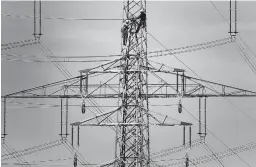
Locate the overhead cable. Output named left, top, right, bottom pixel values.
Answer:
left=2, top=13, right=122, bottom=21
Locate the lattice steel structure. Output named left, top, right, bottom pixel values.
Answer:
left=2, top=1, right=256, bottom=167
left=118, top=1, right=149, bottom=167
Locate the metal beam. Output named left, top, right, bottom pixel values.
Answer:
left=3, top=72, right=256, bottom=98
left=3, top=93, right=256, bottom=99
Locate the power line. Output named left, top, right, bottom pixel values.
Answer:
left=1, top=58, right=111, bottom=63
left=151, top=140, right=202, bottom=159
left=1, top=53, right=121, bottom=59
left=233, top=41, right=256, bottom=76
left=163, top=140, right=256, bottom=167
left=182, top=106, right=253, bottom=167
left=63, top=140, right=92, bottom=167
left=2, top=140, right=63, bottom=161
left=147, top=55, right=255, bottom=165
left=148, top=31, right=256, bottom=124
left=148, top=37, right=232, bottom=58
left=32, top=37, right=130, bottom=167
left=209, top=1, right=256, bottom=75
left=37, top=41, right=73, bottom=79
left=2, top=13, right=123, bottom=21
left=1, top=37, right=232, bottom=64
left=2, top=141, right=31, bottom=167
left=145, top=57, right=254, bottom=165
left=2, top=2, right=256, bottom=167
left=203, top=142, right=225, bottom=167
left=146, top=30, right=255, bottom=166
left=1, top=39, right=38, bottom=51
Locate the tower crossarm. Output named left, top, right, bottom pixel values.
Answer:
left=2, top=69, right=256, bottom=99
left=148, top=69, right=256, bottom=97
left=71, top=123, right=191, bottom=127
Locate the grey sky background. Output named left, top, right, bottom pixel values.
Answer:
left=1, top=1, right=256, bottom=167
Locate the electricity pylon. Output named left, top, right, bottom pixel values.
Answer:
left=118, top=1, right=149, bottom=167
left=2, top=1, right=256, bottom=167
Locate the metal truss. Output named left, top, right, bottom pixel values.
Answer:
left=3, top=68, right=256, bottom=99
left=1, top=1, right=256, bottom=167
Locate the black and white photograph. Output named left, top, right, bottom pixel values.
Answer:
left=1, top=1, right=256, bottom=167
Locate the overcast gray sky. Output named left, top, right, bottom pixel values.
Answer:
left=1, top=1, right=256, bottom=167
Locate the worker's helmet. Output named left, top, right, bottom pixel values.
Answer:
left=140, top=9, right=144, bottom=13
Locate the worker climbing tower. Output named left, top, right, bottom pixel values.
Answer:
left=3, top=1, right=256, bottom=167
left=118, top=1, right=149, bottom=167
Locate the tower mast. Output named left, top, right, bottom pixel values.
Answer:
left=118, top=1, right=149, bottom=167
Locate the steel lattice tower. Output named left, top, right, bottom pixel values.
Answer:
left=3, top=1, right=256, bottom=167
left=117, top=1, right=149, bottom=167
